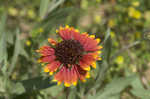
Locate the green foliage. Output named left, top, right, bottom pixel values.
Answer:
left=8, top=29, right=21, bottom=76
left=39, top=0, right=50, bottom=18
left=0, top=13, right=7, bottom=64
left=12, top=76, right=56, bottom=95
left=94, top=75, right=136, bottom=99
left=130, top=76, right=150, bottom=99
left=0, top=0, right=150, bottom=99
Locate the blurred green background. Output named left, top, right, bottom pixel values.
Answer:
left=0, top=0, right=150, bottom=99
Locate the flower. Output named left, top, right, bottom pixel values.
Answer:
left=8, top=7, right=18, bottom=16
left=108, top=19, right=116, bottom=28
left=128, top=7, right=141, bottom=19
left=115, top=56, right=124, bottom=65
left=27, top=9, right=36, bottom=19
left=132, top=1, right=140, bottom=7
left=37, top=25, right=102, bottom=87
left=26, top=40, right=31, bottom=46
left=38, top=28, right=44, bottom=33
left=94, top=15, right=102, bottom=24
left=110, top=31, right=115, bottom=38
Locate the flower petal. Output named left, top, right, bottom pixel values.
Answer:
left=64, top=68, right=71, bottom=87
left=37, top=46, right=55, bottom=56
left=54, top=67, right=64, bottom=83
left=40, top=55, right=56, bottom=63
left=79, top=53, right=96, bottom=68
left=47, top=61, right=61, bottom=72
left=71, top=66, right=78, bottom=86
left=59, top=26, right=73, bottom=40
left=75, top=65, right=87, bottom=81
left=48, top=38, right=57, bottom=45
left=83, top=37, right=100, bottom=51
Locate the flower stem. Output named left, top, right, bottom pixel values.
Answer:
left=65, top=87, right=70, bottom=99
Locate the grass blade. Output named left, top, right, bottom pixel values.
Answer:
left=39, top=0, right=50, bottom=18
left=8, top=29, right=21, bottom=76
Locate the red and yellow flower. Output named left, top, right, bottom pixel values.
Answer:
left=37, top=25, right=102, bottom=87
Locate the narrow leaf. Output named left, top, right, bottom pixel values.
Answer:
left=0, top=13, right=7, bottom=63
left=47, top=0, right=65, bottom=14
left=103, top=28, right=111, bottom=62
left=39, top=0, right=50, bottom=18
left=13, top=76, right=56, bottom=95
left=94, top=29, right=112, bottom=88
left=8, top=29, right=21, bottom=76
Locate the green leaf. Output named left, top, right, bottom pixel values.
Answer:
left=1, top=57, right=8, bottom=76
left=68, top=88, right=77, bottom=99
left=39, top=0, right=65, bottom=19
left=131, top=89, right=150, bottom=99
left=0, top=30, right=7, bottom=63
left=131, top=76, right=144, bottom=90
left=0, top=77, right=5, bottom=93
left=88, top=75, right=136, bottom=99
left=103, top=28, right=111, bottom=43
left=93, top=29, right=112, bottom=89
left=68, top=91, right=76, bottom=99
left=39, top=0, right=50, bottom=18
left=12, top=82, right=26, bottom=95
left=20, top=45, right=29, bottom=58
left=97, top=76, right=134, bottom=99
left=33, top=7, right=76, bottom=39
left=0, top=13, right=8, bottom=76
left=41, top=7, right=76, bottom=28
left=103, top=28, right=111, bottom=62
left=107, top=95, right=120, bottom=99
left=42, top=85, right=63, bottom=98
left=0, top=13, right=7, bottom=63
left=130, top=76, right=150, bottom=99
left=47, top=0, right=65, bottom=14
left=6, top=31, right=14, bottom=44
left=8, top=29, right=21, bottom=76
left=0, top=12, right=6, bottom=33
left=12, top=76, right=56, bottom=95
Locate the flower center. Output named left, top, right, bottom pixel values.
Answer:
left=55, top=40, right=84, bottom=66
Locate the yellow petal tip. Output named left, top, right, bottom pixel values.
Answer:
left=44, top=67, right=49, bottom=72
left=73, top=81, right=77, bottom=86
left=64, top=83, right=71, bottom=87
left=85, top=72, right=90, bottom=78
left=48, top=38, right=51, bottom=41
left=49, top=72, right=53, bottom=75
left=57, top=81, right=61, bottom=85
left=98, top=46, right=103, bottom=49
left=65, top=25, right=69, bottom=28
left=75, top=29, right=79, bottom=32
left=84, top=66, right=91, bottom=71
left=36, top=50, right=40, bottom=52
left=96, top=38, right=101, bottom=43
left=41, top=63, right=45, bottom=66
left=97, top=57, right=102, bottom=60
left=56, top=29, right=59, bottom=33
left=91, top=62, right=96, bottom=69
left=60, top=26, right=63, bottom=30
left=90, top=35, right=95, bottom=38
left=52, top=79, right=57, bottom=82
left=37, top=59, right=41, bottom=63
left=81, top=79, right=86, bottom=83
